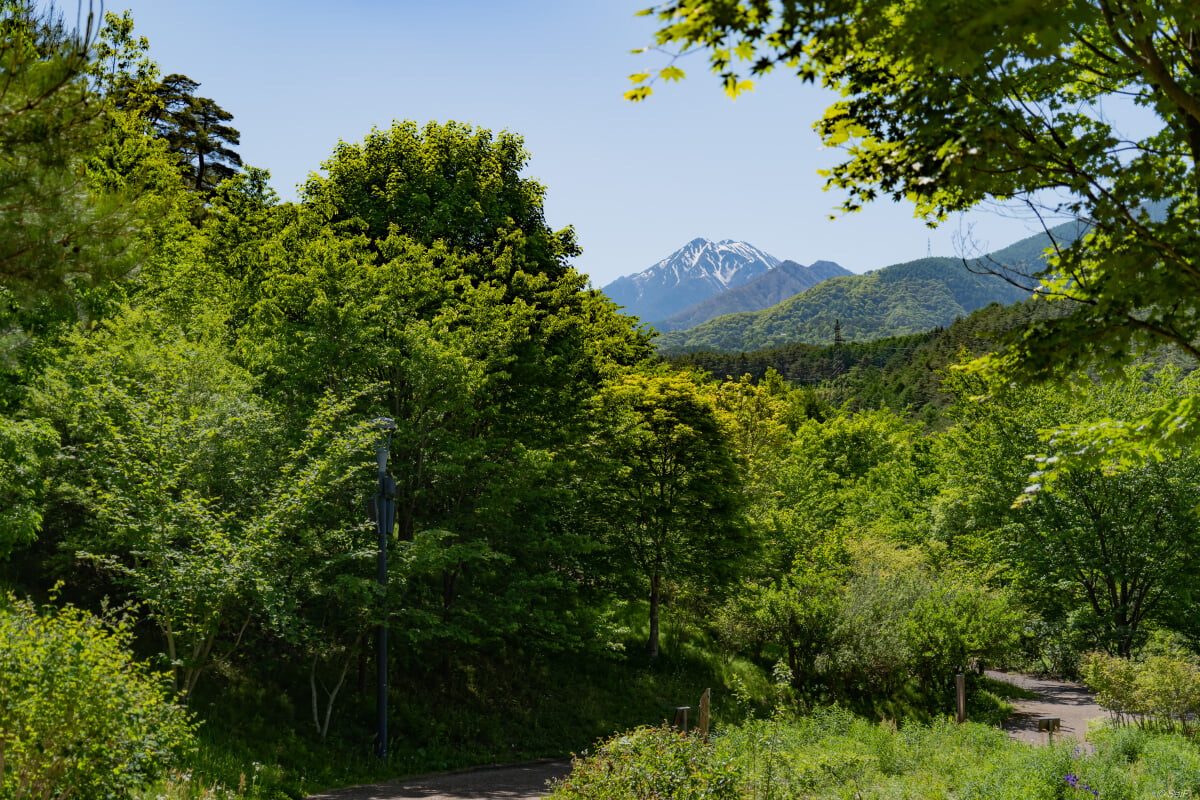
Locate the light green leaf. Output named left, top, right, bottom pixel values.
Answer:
left=659, top=65, right=686, bottom=82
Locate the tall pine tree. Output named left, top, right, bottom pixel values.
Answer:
left=147, top=73, right=242, bottom=193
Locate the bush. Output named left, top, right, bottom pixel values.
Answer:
left=1082, top=648, right=1200, bottom=732
left=1082, top=651, right=1141, bottom=723
left=549, top=725, right=741, bottom=800
left=0, top=595, right=194, bottom=799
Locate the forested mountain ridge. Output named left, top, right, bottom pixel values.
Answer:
left=654, top=223, right=1085, bottom=353
left=669, top=291, right=1196, bottom=424
left=654, top=256, right=1030, bottom=352
left=654, top=258, right=850, bottom=332
left=601, top=237, right=780, bottom=322
left=666, top=297, right=1074, bottom=418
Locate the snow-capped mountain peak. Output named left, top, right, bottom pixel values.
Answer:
left=602, top=238, right=781, bottom=323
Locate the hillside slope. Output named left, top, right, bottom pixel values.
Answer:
left=654, top=259, right=850, bottom=332
left=654, top=223, right=1086, bottom=353
left=655, top=256, right=1030, bottom=352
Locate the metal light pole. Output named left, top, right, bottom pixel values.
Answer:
left=372, top=417, right=396, bottom=762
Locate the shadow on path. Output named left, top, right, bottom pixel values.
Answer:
left=986, top=669, right=1107, bottom=745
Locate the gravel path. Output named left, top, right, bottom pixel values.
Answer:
left=305, top=759, right=572, bottom=800
left=986, top=669, right=1108, bottom=745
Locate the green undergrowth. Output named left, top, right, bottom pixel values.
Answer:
left=981, top=674, right=1041, bottom=701
left=551, top=708, right=1200, bottom=800
left=123, top=606, right=1032, bottom=799
left=808, top=672, right=1018, bottom=730
left=138, top=602, right=771, bottom=798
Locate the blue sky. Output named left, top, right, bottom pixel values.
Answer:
left=112, top=0, right=1094, bottom=287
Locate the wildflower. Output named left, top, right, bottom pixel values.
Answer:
left=1064, top=772, right=1099, bottom=796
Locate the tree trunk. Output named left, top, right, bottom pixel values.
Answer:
left=310, top=642, right=357, bottom=742
left=195, top=150, right=206, bottom=192
left=647, top=571, right=661, bottom=658
left=787, top=641, right=800, bottom=688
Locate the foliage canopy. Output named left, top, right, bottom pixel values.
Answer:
left=635, top=0, right=1200, bottom=469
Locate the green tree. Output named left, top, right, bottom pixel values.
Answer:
left=1, top=8, right=187, bottom=413
left=586, top=370, right=748, bottom=657
left=31, top=308, right=283, bottom=699
left=936, top=368, right=1200, bottom=656
left=0, top=594, right=194, bottom=798
left=140, top=73, right=242, bottom=193
left=634, top=0, right=1200, bottom=468
left=301, top=119, right=578, bottom=266
left=0, top=2, right=147, bottom=308
left=172, top=94, right=242, bottom=193
left=233, top=122, right=651, bottom=669
left=244, top=395, right=393, bottom=742
left=0, top=417, right=56, bottom=561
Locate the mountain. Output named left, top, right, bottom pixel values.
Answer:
left=667, top=291, right=1195, bottom=425
left=653, top=259, right=851, bottom=332
left=665, top=296, right=1079, bottom=419
left=651, top=224, right=1085, bottom=353
left=601, top=238, right=781, bottom=323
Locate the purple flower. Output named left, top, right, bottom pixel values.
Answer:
left=1064, top=773, right=1099, bottom=797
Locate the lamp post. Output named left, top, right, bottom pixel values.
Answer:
left=372, top=417, right=396, bottom=762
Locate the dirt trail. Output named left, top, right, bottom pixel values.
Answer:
left=986, top=669, right=1108, bottom=745
left=305, top=759, right=572, bottom=800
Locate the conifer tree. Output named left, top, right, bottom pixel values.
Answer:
left=146, top=73, right=242, bottom=193
left=0, top=2, right=144, bottom=306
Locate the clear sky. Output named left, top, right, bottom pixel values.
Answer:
left=111, top=0, right=1089, bottom=287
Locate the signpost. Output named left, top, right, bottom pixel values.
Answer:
left=956, top=673, right=966, bottom=723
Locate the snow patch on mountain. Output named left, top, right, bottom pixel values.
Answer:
left=602, top=238, right=781, bottom=323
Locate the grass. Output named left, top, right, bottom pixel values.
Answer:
left=551, top=709, right=1200, bottom=799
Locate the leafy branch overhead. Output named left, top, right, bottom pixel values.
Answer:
left=634, top=0, right=1200, bottom=478
left=626, top=5, right=757, bottom=102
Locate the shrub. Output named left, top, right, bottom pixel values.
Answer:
left=1083, top=648, right=1200, bottom=732
left=905, top=579, right=1022, bottom=689
left=0, top=595, right=195, bottom=799
left=1082, top=651, right=1141, bottom=724
left=549, top=725, right=741, bottom=800
left=1136, top=653, right=1200, bottom=728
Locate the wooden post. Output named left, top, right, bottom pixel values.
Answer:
left=672, top=706, right=690, bottom=732
left=1037, top=717, right=1060, bottom=745
left=956, top=673, right=966, bottom=723
left=698, top=688, right=711, bottom=739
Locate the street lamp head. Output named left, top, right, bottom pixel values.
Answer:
left=373, top=417, right=395, bottom=475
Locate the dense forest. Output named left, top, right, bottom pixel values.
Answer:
left=665, top=296, right=1200, bottom=426
left=5, top=4, right=1200, bottom=800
